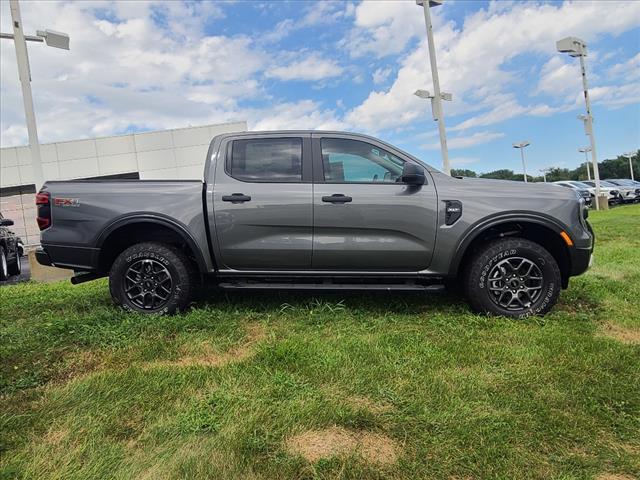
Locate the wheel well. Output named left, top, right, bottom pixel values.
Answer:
left=456, top=221, right=571, bottom=288
left=97, top=222, right=202, bottom=275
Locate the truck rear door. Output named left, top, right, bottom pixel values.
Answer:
left=211, top=133, right=313, bottom=270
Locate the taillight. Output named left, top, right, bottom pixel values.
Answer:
left=36, top=191, right=51, bottom=230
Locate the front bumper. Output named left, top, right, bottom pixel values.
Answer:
left=570, top=220, right=595, bottom=276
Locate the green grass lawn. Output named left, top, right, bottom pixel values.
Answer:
left=1, top=205, right=639, bottom=480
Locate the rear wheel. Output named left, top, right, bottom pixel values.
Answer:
left=109, top=242, right=197, bottom=315
left=7, top=252, right=21, bottom=276
left=0, top=248, right=8, bottom=281
left=464, top=238, right=561, bottom=318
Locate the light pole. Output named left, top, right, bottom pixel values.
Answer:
left=557, top=37, right=604, bottom=210
left=623, top=152, right=635, bottom=181
left=1, top=0, right=70, bottom=191
left=513, top=141, right=530, bottom=182
left=540, top=168, right=550, bottom=183
left=416, top=0, right=450, bottom=176
left=578, top=147, right=592, bottom=180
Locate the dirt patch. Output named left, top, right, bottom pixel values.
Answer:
left=151, top=323, right=266, bottom=368
left=595, top=474, right=636, bottom=480
left=285, top=426, right=398, bottom=465
left=43, top=427, right=69, bottom=446
left=600, top=323, right=640, bottom=344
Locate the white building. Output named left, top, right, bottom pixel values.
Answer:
left=0, top=121, right=247, bottom=245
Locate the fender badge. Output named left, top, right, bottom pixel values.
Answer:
left=54, top=197, right=80, bottom=207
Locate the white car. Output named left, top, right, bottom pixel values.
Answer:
left=580, top=180, right=626, bottom=205
left=552, top=181, right=592, bottom=205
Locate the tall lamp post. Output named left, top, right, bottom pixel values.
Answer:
left=513, top=141, right=530, bottom=182
left=540, top=168, right=551, bottom=183
left=0, top=0, right=70, bottom=191
left=623, top=152, right=635, bottom=181
left=416, top=0, right=450, bottom=175
left=578, top=147, right=592, bottom=180
left=557, top=36, right=604, bottom=210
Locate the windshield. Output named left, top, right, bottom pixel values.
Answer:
left=569, top=181, right=590, bottom=188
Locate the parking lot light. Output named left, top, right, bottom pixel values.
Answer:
left=513, top=141, right=530, bottom=183
left=623, top=152, right=635, bottom=181
left=0, top=0, right=70, bottom=191
left=416, top=0, right=450, bottom=176
left=557, top=36, right=604, bottom=210
left=579, top=147, right=592, bottom=180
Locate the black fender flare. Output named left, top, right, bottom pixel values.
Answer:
left=448, top=211, right=571, bottom=277
left=94, top=213, right=208, bottom=272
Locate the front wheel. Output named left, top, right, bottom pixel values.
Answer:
left=109, top=242, right=197, bottom=315
left=464, top=238, right=561, bottom=318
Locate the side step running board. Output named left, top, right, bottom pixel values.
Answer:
left=218, top=282, right=445, bottom=292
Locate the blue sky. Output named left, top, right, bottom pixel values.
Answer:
left=1, top=0, right=638, bottom=174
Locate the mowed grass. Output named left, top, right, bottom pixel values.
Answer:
left=1, top=206, right=639, bottom=480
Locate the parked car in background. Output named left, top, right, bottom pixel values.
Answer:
left=581, top=180, right=627, bottom=205
left=579, top=180, right=624, bottom=205
left=35, top=131, right=594, bottom=318
left=0, top=213, right=22, bottom=281
left=552, top=181, right=593, bottom=206
left=605, top=179, right=640, bottom=203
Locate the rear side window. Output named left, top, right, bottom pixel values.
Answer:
left=229, top=138, right=302, bottom=182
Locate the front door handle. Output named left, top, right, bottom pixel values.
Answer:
left=322, top=194, right=352, bottom=204
left=222, top=193, right=252, bottom=203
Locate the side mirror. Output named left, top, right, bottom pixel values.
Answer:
left=401, top=163, right=426, bottom=185
left=0, top=219, right=14, bottom=227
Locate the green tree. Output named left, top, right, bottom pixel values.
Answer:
left=451, top=168, right=477, bottom=178
left=480, top=169, right=517, bottom=180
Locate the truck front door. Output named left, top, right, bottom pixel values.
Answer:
left=212, top=134, right=313, bottom=271
left=311, top=134, right=438, bottom=271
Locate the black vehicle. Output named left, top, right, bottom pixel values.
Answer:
left=0, top=213, right=22, bottom=281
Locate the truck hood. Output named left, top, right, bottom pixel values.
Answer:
left=449, top=177, right=578, bottom=200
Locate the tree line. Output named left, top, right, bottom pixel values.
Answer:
left=451, top=150, right=639, bottom=182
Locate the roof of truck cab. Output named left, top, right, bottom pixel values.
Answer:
left=208, top=130, right=439, bottom=172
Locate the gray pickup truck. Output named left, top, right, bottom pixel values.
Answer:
left=36, top=131, right=593, bottom=317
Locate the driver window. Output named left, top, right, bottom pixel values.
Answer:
left=321, top=138, right=405, bottom=183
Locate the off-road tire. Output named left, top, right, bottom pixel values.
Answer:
left=109, top=242, right=196, bottom=315
left=464, top=238, right=561, bottom=318
left=7, top=251, right=21, bottom=276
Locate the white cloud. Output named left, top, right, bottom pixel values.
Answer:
left=0, top=0, right=344, bottom=147
left=249, top=100, right=346, bottom=131
left=343, top=1, right=425, bottom=58
left=423, top=131, right=505, bottom=150
left=536, top=56, right=582, bottom=97
left=344, top=0, right=640, bottom=133
left=372, top=67, right=392, bottom=85
left=266, top=55, right=344, bottom=81
left=609, top=53, right=640, bottom=82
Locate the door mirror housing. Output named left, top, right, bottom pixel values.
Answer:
left=0, top=219, right=14, bottom=227
left=401, top=163, right=426, bottom=185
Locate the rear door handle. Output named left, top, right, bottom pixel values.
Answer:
left=222, top=193, right=251, bottom=203
left=322, top=194, right=352, bottom=204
